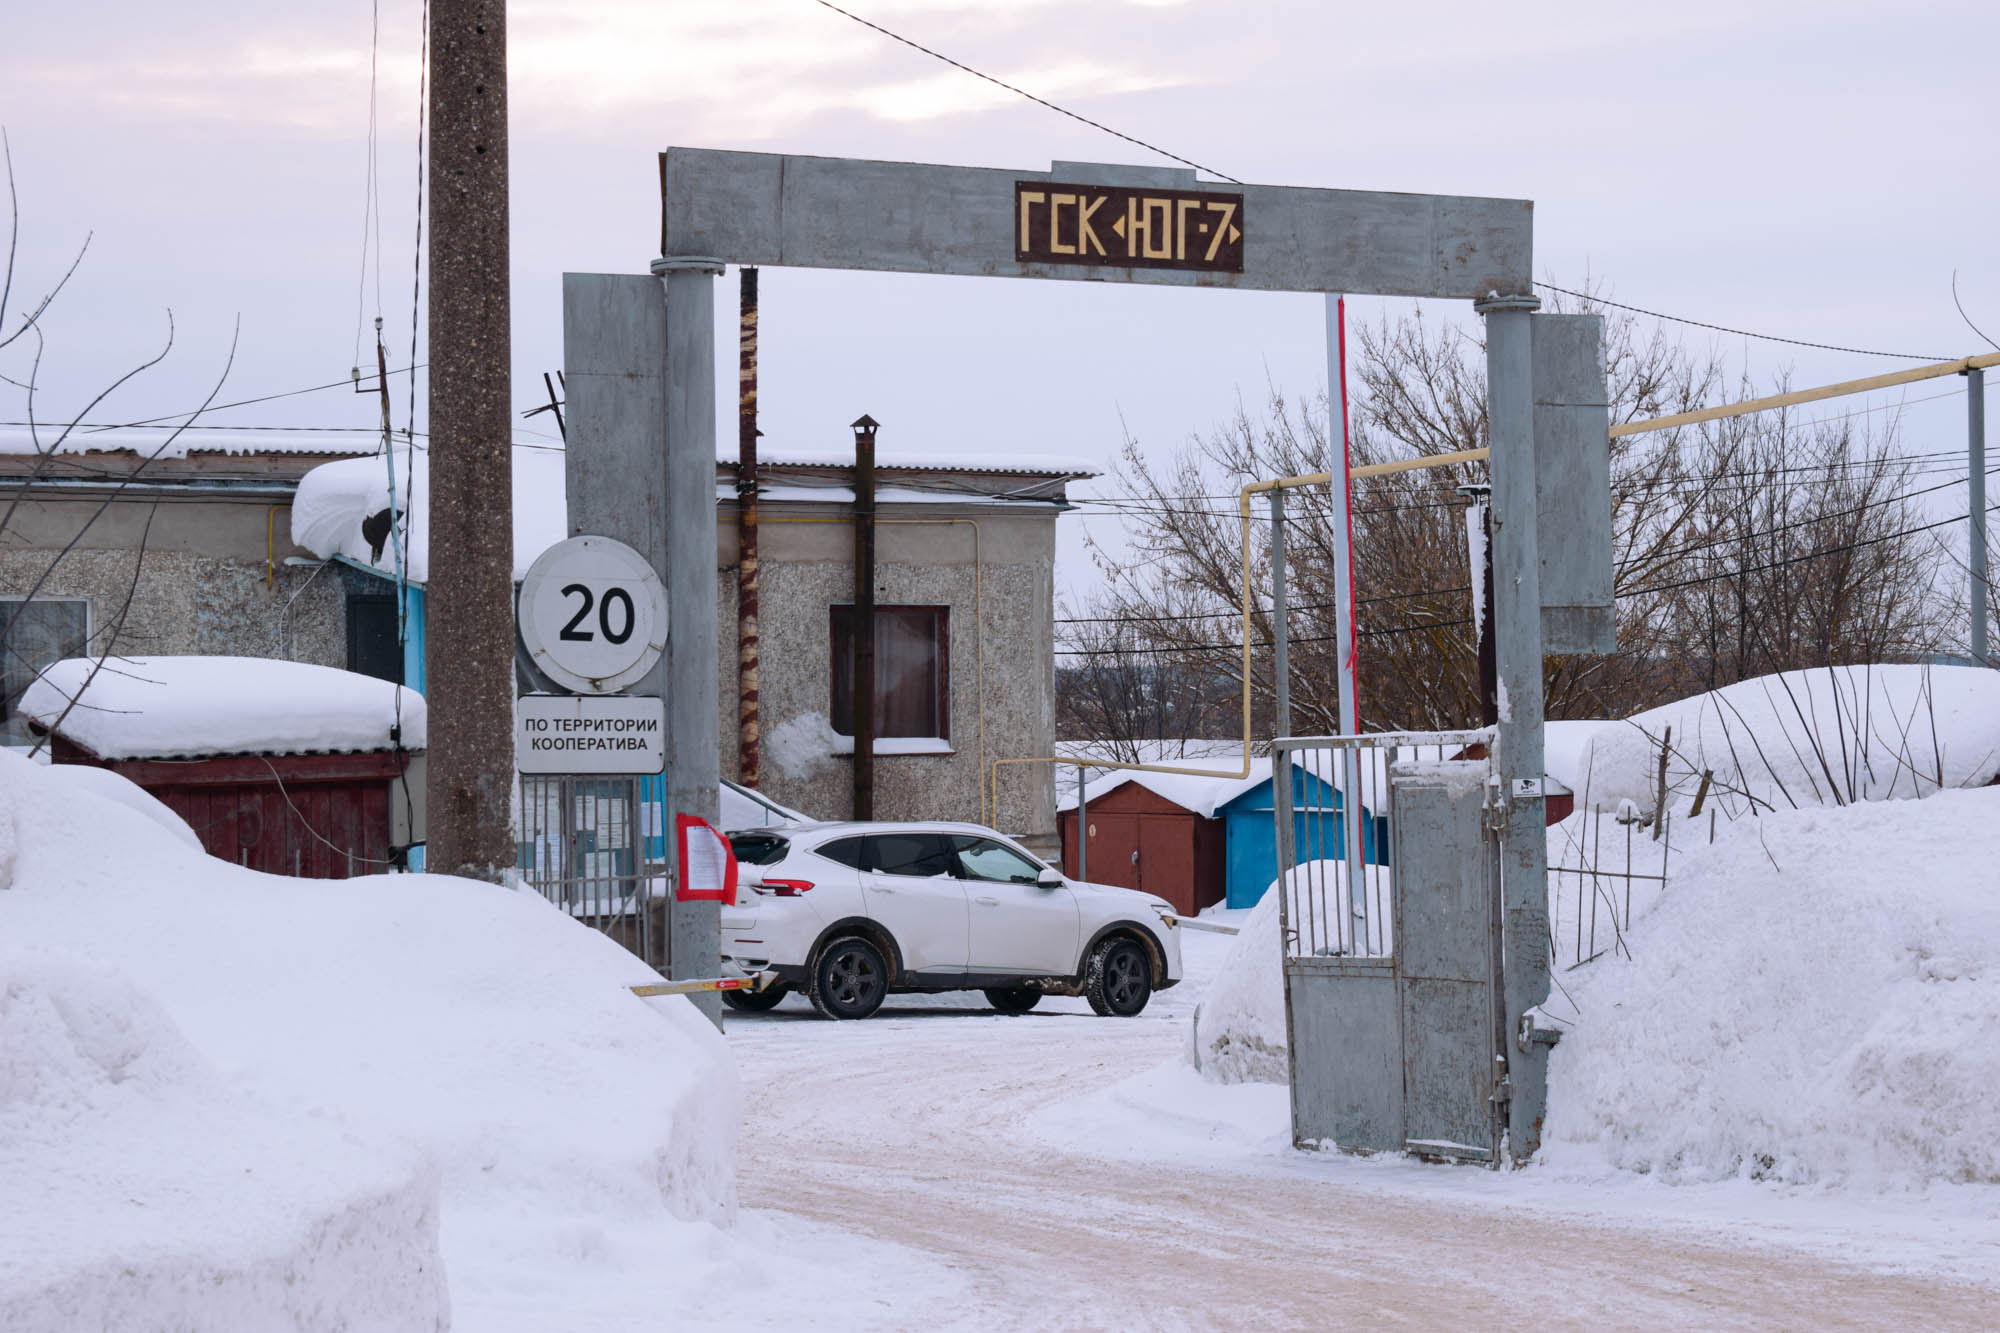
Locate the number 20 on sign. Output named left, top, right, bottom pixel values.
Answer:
left=517, top=535, right=669, bottom=695
left=1015, top=182, right=1244, bottom=273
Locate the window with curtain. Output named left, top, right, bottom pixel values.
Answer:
left=0, top=598, right=89, bottom=746
left=829, top=604, right=949, bottom=740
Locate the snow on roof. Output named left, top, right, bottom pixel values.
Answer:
left=20, top=656, right=425, bottom=760
left=0, top=425, right=378, bottom=457
left=291, top=445, right=568, bottom=585
left=293, top=443, right=1075, bottom=587
left=1055, top=753, right=1255, bottom=818
left=739, top=483, right=1068, bottom=508
left=731, top=444, right=1099, bottom=477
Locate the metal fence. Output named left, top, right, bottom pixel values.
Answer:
left=1273, top=729, right=1493, bottom=960
left=1548, top=802, right=1672, bottom=970
left=518, top=774, right=665, bottom=968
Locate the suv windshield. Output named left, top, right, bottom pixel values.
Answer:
left=728, top=832, right=791, bottom=866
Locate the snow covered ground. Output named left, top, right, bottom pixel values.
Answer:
left=12, top=717, right=2000, bottom=1328
left=730, top=908, right=2000, bottom=1327
left=735, top=892, right=2000, bottom=1326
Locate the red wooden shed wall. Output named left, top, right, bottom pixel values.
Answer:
left=1057, top=782, right=1225, bottom=917
left=52, top=740, right=405, bottom=879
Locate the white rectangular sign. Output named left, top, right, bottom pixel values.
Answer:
left=516, top=694, right=665, bottom=774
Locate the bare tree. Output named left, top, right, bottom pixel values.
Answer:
left=1055, top=613, right=1242, bottom=760
left=1064, top=287, right=1949, bottom=742
left=0, top=132, right=236, bottom=746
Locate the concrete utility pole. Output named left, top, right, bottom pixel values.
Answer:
left=1478, top=295, right=1552, bottom=1159
left=652, top=256, right=725, bottom=1023
left=425, top=0, right=516, bottom=880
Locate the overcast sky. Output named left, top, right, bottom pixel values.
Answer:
left=5, top=0, right=1995, bottom=596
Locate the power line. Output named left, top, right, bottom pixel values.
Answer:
left=813, top=2, right=1969, bottom=373
left=1060, top=466, right=1997, bottom=630
left=19, top=367, right=428, bottom=432
left=1623, top=502, right=1998, bottom=600
left=1056, top=502, right=1998, bottom=657
left=1057, top=615, right=1474, bottom=657
left=808, top=0, right=1241, bottom=184
left=1060, top=453, right=1989, bottom=531
left=1534, top=282, right=1949, bottom=362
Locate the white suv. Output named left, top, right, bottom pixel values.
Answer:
left=719, top=821, right=1183, bottom=1020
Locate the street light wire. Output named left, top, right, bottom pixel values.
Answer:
left=807, top=0, right=1242, bottom=184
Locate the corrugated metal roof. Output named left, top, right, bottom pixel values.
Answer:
left=0, top=425, right=378, bottom=457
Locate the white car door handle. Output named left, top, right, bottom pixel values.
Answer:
left=873, top=884, right=896, bottom=894
left=974, top=895, right=999, bottom=906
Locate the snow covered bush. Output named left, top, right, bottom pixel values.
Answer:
left=0, top=748, right=737, bottom=1330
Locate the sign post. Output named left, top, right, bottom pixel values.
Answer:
left=562, top=272, right=725, bottom=1025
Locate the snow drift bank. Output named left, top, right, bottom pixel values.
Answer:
left=1543, top=787, right=2000, bottom=1186
left=0, top=750, right=735, bottom=1330
left=1554, top=664, right=2000, bottom=813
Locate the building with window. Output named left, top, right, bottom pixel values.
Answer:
left=292, top=441, right=1093, bottom=857
left=0, top=427, right=376, bottom=748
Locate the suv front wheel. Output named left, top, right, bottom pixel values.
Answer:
left=809, top=936, right=889, bottom=1020
left=1086, top=937, right=1153, bottom=1017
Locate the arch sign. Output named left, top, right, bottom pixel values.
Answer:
left=621, top=145, right=1589, bottom=1153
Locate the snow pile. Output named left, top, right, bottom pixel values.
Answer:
left=20, top=656, right=425, bottom=759
left=1563, top=665, right=2000, bottom=814
left=1543, top=787, right=2000, bottom=1187
left=1190, top=861, right=1392, bottom=1084
left=1190, top=888, right=1287, bottom=1084
left=30, top=762, right=202, bottom=851
left=1, top=953, right=445, bottom=1332
left=0, top=748, right=737, bottom=1329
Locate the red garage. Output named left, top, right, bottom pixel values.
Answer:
left=1057, top=775, right=1226, bottom=917
left=24, top=655, right=424, bottom=878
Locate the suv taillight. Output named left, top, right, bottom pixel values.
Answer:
left=752, top=878, right=814, bottom=897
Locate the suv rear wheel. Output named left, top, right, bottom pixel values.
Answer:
left=809, top=936, right=889, bottom=1020
left=1086, top=937, right=1152, bottom=1017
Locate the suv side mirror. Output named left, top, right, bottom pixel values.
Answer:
left=1036, top=867, right=1065, bottom=888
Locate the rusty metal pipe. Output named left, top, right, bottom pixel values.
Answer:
left=851, top=415, right=879, bottom=819
left=736, top=267, right=761, bottom=788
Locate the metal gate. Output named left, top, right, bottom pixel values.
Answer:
left=518, top=774, right=664, bottom=968
left=1275, top=730, right=1507, bottom=1164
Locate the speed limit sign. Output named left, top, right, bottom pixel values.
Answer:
left=517, top=535, right=668, bottom=694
